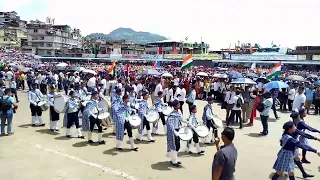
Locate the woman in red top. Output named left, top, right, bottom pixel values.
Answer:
left=248, top=90, right=259, bottom=126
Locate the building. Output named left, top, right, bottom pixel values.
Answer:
left=0, top=11, right=27, bottom=49
left=22, top=19, right=82, bottom=56
left=144, top=40, right=210, bottom=54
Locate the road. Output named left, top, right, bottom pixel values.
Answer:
left=1, top=90, right=320, bottom=180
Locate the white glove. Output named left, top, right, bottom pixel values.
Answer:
left=92, top=114, right=97, bottom=119
left=317, top=151, right=320, bottom=156
left=174, top=130, right=179, bottom=137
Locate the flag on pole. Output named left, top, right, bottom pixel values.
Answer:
left=153, top=60, right=161, bottom=68
left=181, top=54, right=193, bottom=71
left=109, top=61, right=116, bottom=76
left=266, top=61, right=282, bottom=80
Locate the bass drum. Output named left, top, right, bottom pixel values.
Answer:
left=145, top=110, right=159, bottom=123
left=178, top=127, right=193, bottom=141
left=129, top=115, right=141, bottom=127
left=162, top=105, right=173, bottom=116
left=53, top=94, right=68, bottom=113
left=195, top=125, right=209, bottom=138
left=98, top=98, right=108, bottom=109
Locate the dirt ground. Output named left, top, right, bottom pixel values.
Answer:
left=1, top=90, right=320, bottom=180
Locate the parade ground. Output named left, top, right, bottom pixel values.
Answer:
left=1, top=91, right=320, bottom=180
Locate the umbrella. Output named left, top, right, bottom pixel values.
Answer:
left=83, top=69, right=97, bottom=75
left=141, top=69, right=160, bottom=75
left=56, top=62, right=68, bottom=67
left=231, top=78, right=257, bottom=85
left=246, top=72, right=259, bottom=78
left=256, top=77, right=271, bottom=83
left=162, top=72, right=173, bottom=78
left=315, top=80, right=320, bottom=86
left=228, top=71, right=243, bottom=79
left=307, top=74, right=318, bottom=79
left=34, top=64, right=45, bottom=68
left=196, top=72, right=208, bottom=77
left=212, top=73, right=228, bottom=78
left=285, top=75, right=305, bottom=81
left=263, top=81, right=289, bottom=89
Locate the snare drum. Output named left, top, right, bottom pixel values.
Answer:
left=162, top=106, right=173, bottom=116
left=38, top=101, right=49, bottom=111
left=212, top=116, right=223, bottom=128
left=53, top=94, right=68, bottom=113
left=129, top=115, right=141, bottom=127
left=178, top=127, right=193, bottom=141
left=145, top=110, right=159, bottom=123
left=195, top=125, right=209, bottom=138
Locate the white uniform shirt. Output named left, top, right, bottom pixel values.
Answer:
left=154, top=83, right=163, bottom=96
left=174, top=87, right=181, bottom=100
left=28, top=89, right=44, bottom=105
left=87, top=77, right=96, bottom=87
left=232, top=95, right=243, bottom=111
left=288, top=89, right=296, bottom=100
left=224, top=91, right=235, bottom=104
left=178, top=88, right=186, bottom=101
left=292, top=93, right=306, bottom=111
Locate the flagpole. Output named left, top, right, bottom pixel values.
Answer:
left=200, top=37, right=203, bottom=58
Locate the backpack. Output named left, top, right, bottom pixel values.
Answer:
left=257, top=101, right=265, bottom=112
left=236, top=97, right=243, bottom=108
left=0, top=96, right=11, bottom=114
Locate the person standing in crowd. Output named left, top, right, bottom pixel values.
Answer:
left=153, top=79, right=162, bottom=105
left=178, top=84, right=186, bottom=114
left=278, top=88, right=288, bottom=111
left=288, top=86, right=296, bottom=111
left=212, top=127, right=237, bottom=180
left=241, top=86, right=250, bottom=123
left=304, top=84, right=314, bottom=114
left=248, top=89, right=258, bottom=126
left=259, top=92, right=273, bottom=136
left=186, top=85, right=196, bottom=114
left=9, top=78, right=19, bottom=103
left=0, top=88, right=18, bottom=135
left=28, top=83, right=45, bottom=126
left=270, top=89, right=279, bottom=119
left=224, top=86, right=235, bottom=122
left=47, top=85, right=60, bottom=131
left=227, top=90, right=244, bottom=129
left=314, top=86, right=320, bottom=115
left=19, top=72, right=25, bottom=90
left=292, top=86, right=306, bottom=111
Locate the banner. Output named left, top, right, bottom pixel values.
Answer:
left=110, top=54, right=123, bottom=59
left=297, top=55, right=306, bottom=61
left=82, top=54, right=96, bottom=58
left=164, top=54, right=222, bottom=60
left=313, top=55, right=320, bottom=60
left=140, top=54, right=158, bottom=59
left=96, top=54, right=109, bottom=58
left=231, top=54, right=297, bottom=61
left=123, top=54, right=141, bottom=59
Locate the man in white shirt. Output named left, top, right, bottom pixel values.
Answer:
left=136, top=79, right=143, bottom=99
left=154, top=79, right=162, bottom=99
left=6, top=70, right=13, bottom=83
left=87, top=76, right=96, bottom=92
left=178, top=84, right=186, bottom=114
left=288, top=86, right=296, bottom=111
left=213, top=81, right=219, bottom=100
left=224, top=86, right=235, bottom=121
left=259, top=92, right=273, bottom=136
left=226, top=90, right=244, bottom=129
left=292, top=87, right=306, bottom=111
left=173, top=77, right=179, bottom=86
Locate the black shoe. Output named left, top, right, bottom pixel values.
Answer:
left=303, top=173, right=314, bottom=178
left=32, top=124, right=36, bottom=127
left=301, top=158, right=311, bottom=164
left=148, top=140, right=155, bottom=143
left=124, top=132, right=127, bottom=135
left=116, top=148, right=123, bottom=150
left=39, top=124, right=45, bottom=127
left=66, top=135, right=71, bottom=138
left=50, top=129, right=55, bottom=132
left=78, top=136, right=85, bottom=139
left=55, top=129, right=59, bottom=132
left=187, top=151, right=193, bottom=154
left=99, top=140, right=105, bottom=144
left=198, top=150, right=205, bottom=154
left=136, top=138, right=143, bottom=141
left=88, top=140, right=94, bottom=144
left=131, top=147, right=138, bottom=151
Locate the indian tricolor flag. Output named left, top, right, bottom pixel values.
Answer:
left=181, top=54, right=193, bottom=71
left=108, top=61, right=116, bottom=75
left=266, top=61, right=282, bottom=79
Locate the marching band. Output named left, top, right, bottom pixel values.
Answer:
left=28, top=80, right=224, bottom=167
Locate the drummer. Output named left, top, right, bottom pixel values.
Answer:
left=115, top=94, right=138, bottom=151
left=166, top=99, right=183, bottom=167
left=63, top=91, right=84, bottom=139
left=28, top=83, right=45, bottom=127
left=82, top=90, right=105, bottom=144
left=136, top=91, right=155, bottom=142
left=47, top=85, right=60, bottom=132
left=152, top=91, right=167, bottom=135
left=202, top=96, right=218, bottom=144
left=74, top=83, right=86, bottom=112
left=128, top=87, right=136, bottom=109
left=186, top=105, right=205, bottom=154
left=111, top=88, right=122, bottom=134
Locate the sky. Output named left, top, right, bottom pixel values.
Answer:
left=1, top=0, right=320, bottom=50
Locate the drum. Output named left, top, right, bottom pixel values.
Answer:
left=134, top=103, right=139, bottom=109
left=212, top=116, right=223, bottom=128
left=84, top=95, right=91, bottom=101
left=145, top=110, right=159, bottom=123
left=53, top=94, right=68, bottom=113
left=162, top=106, right=173, bottom=116
left=98, top=112, right=110, bottom=119
left=98, top=98, right=108, bottom=109
left=38, top=101, right=49, bottom=111
left=178, top=127, right=193, bottom=141
left=129, top=115, right=141, bottom=127
left=195, top=125, right=209, bottom=138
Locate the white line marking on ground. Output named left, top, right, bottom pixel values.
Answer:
left=34, top=144, right=139, bottom=180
